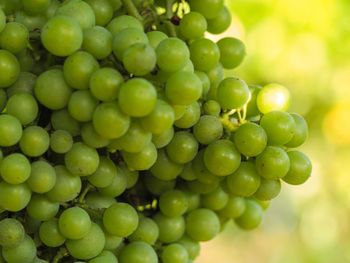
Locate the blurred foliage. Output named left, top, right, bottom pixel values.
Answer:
left=198, top=0, right=350, bottom=262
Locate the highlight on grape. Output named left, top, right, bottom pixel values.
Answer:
left=0, top=0, right=312, bottom=262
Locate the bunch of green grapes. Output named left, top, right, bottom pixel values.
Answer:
left=0, top=0, right=312, bottom=262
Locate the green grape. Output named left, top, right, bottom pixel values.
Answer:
left=257, top=83, right=290, bottom=114
left=152, top=126, right=174, bottom=149
left=217, top=196, right=246, bottom=219
left=22, top=0, right=50, bottom=15
left=82, top=26, right=113, bottom=59
left=35, top=69, right=72, bottom=110
left=151, top=149, right=183, bottom=181
left=233, top=122, right=267, bottom=157
left=113, top=27, right=148, bottom=60
left=122, top=142, right=158, bottom=171
left=51, top=109, right=81, bottom=136
left=207, top=6, right=231, bottom=34
left=0, top=181, right=31, bottom=212
left=123, top=43, right=157, bottom=76
left=26, top=194, right=59, bottom=221
left=39, top=218, right=65, bottom=247
left=68, top=90, right=99, bottom=122
left=63, top=51, right=99, bottom=90
left=217, top=77, right=249, bottom=110
left=107, top=15, right=144, bottom=37
left=108, top=0, right=122, bottom=11
left=6, top=93, right=38, bottom=125
left=104, top=233, right=123, bottom=251
left=55, top=0, right=95, bottom=30
left=144, top=173, right=176, bottom=196
left=0, top=153, right=31, bottom=184
left=285, top=113, right=308, bottom=147
left=17, top=50, right=35, bottom=72
left=89, top=251, right=118, bottom=263
left=226, top=162, right=261, bottom=197
left=168, top=134, right=198, bottom=166
left=235, top=199, right=263, bottom=230
left=172, top=104, right=186, bottom=120
left=103, top=203, right=138, bottom=237
left=119, top=78, right=157, bottom=117
left=82, top=122, right=111, bottom=149
left=99, top=166, right=127, bottom=197
left=156, top=38, right=190, bottom=72
left=45, top=0, right=60, bottom=18
left=41, top=16, right=83, bottom=56
left=217, top=37, right=246, bottom=69
left=189, top=0, right=223, bottom=19
left=6, top=72, right=36, bottom=97
left=59, top=206, right=91, bottom=239
left=88, top=156, right=117, bottom=188
left=93, top=101, right=130, bottom=139
left=119, top=165, right=139, bottom=189
left=206, top=63, right=224, bottom=100
left=19, top=126, right=50, bottom=157
left=177, top=236, right=200, bottom=260
left=204, top=139, right=241, bottom=176
left=0, top=22, right=29, bottom=54
left=0, top=8, right=5, bottom=32
left=27, top=160, right=56, bottom=194
left=203, top=100, right=221, bottom=116
left=179, top=162, right=197, bottom=181
left=0, top=218, right=24, bottom=247
left=254, top=178, right=281, bottom=201
left=165, top=71, right=202, bottom=105
left=193, top=115, right=223, bottom=144
left=189, top=38, right=220, bottom=71
left=65, top=142, right=100, bottom=176
left=246, top=85, right=262, bottom=117
left=113, top=120, right=152, bottom=153
left=161, top=243, right=189, bottom=263
left=201, top=186, right=229, bottom=211
left=179, top=12, right=207, bottom=39
left=2, top=235, right=36, bottom=263
left=186, top=179, right=219, bottom=194
left=194, top=71, right=210, bottom=98
left=50, top=130, right=73, bottom=154
left=119, top=242, right=158, bottom=263
left=283, top=151, right=312, bottom=185
left=159, top=190, right=189, bottom=217
left=85, top=0, right=113, bottom=26
left=0, top=114, right=22, bottom=147
left=66, top=223, right=105, bottom=260
left=147, top=30, right=168, bottom=49
left=46, top=165, right=81, bottom=202
left=255, top=146, right=290, bottom=180
left=174, top=101, right=200, bottom=129
left=0, top=89, right=6, bottom=112
left=32, top=257, right=49, bottom=263
left=0, top=49, right=20, bottom=88
left=260, top=111, right=296, bottom=145
left=153, top=212, right=185, bottom=243
left=140, top=99, right=175, bottom=134
left=90, top=67, right=123, bottom=102
left=129, top=217, right=159, bottom=245
left=178, top=185, right=200, bottom=212
left=185, top=208, right=220, bottom=241
left=85, top=192, right=117, bottom=209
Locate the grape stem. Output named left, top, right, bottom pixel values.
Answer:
left=164, top=0, right=177, bottom=37
left=52, top=247, right=68, bottom=263
left=77, top=183, right=94, bottom=204
left=122, top=0, right=144, bottom=22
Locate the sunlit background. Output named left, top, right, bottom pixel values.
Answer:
left=198, top=0, right=350, bottom=262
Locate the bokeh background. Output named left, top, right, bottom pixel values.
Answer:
left=198, top=0, right=350, bottom=262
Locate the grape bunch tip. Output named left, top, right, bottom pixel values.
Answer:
left=0, top=0, right=312, bottom=263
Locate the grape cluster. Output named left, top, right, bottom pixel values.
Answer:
left=0, top=0, right=312, bottom=262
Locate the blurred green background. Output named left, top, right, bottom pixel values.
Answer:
left=198, top=0, right=350, bottom=262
